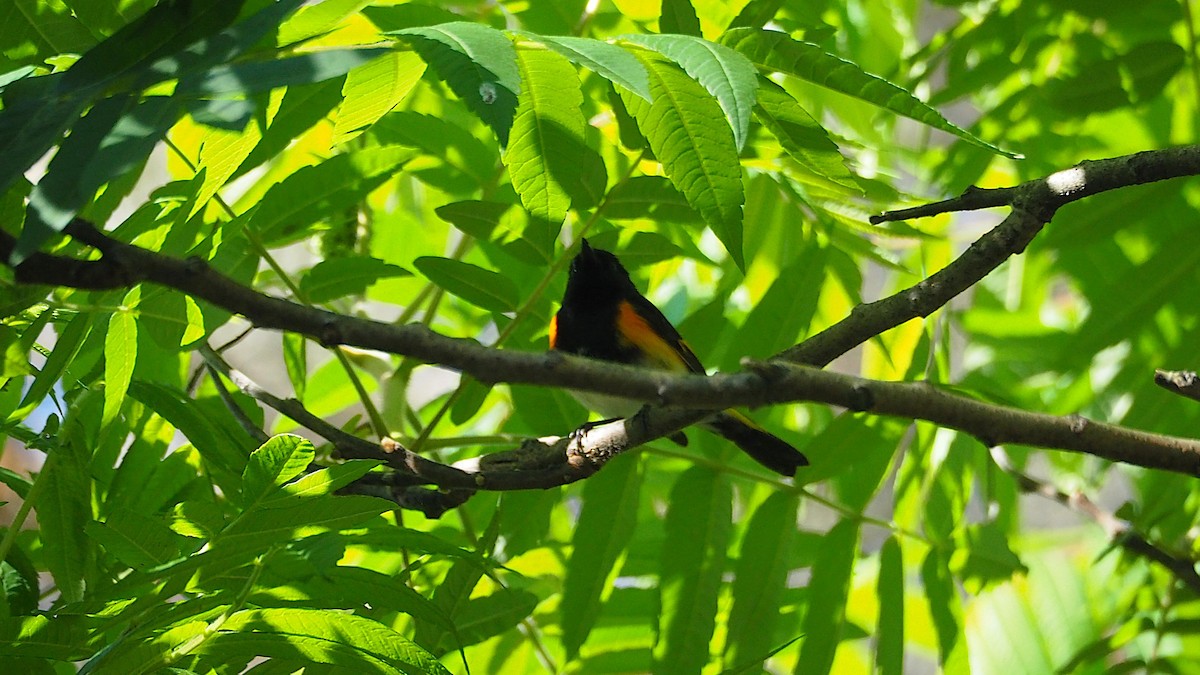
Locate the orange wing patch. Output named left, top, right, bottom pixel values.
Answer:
left=548, top=314, right=558, bottom=349
left=616, top=301, right=692, bottom=372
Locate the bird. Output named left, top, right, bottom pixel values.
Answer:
left=549, top=238, right=808, bottom=476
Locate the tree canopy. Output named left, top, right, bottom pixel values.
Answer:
left=1, top=0, right=1199, bottom=673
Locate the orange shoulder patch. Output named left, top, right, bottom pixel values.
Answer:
left=616, top=301, right=692, bottom=372
left=548, top=314, right=558, bottom=349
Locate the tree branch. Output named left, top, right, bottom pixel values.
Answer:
left=784, top=145, right=1200, bottom=366
left=1155, top=369, right=1200, bottom=404
left=990, top=448, right=1200, bottom=594
left=6, top=145, right=1200, bottom=504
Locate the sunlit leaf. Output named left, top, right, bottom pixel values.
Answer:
left=618, top=52, right=745, bottom=268
left=333, top=51, right=426, bottom=145
left=720, top=28, right=1018, bottom=157
left=299, top=256, right=411, bottom=303
left=622, top=34, right=758, bottom=150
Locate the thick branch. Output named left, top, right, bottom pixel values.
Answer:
left=5, top=145, right=1200, bottom=489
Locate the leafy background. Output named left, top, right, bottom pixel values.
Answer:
left=0, top=0, right=1198, bottom=673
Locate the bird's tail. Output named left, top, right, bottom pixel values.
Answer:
left=705, top=411, right=808, bottom=476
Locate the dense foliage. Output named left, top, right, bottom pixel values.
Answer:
left=1, top=0, right=1199, bottom=673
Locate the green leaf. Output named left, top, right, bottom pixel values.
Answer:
left=282, top=332, right=307, bottom=401
left=215, top=495, right=391, bottom=552
left=61, top=0, right=244, bottom=92
left=719, top=28, right=1018, bottom=158
left=432, top=588, right=539, bottom=655
left=18, top=95, right=127, bottom=260
left=86, top=508, right=188, bottom=571
left=531, top=34, right=651, bottom=101
left=39, top=410, right=96, bottom=604
left=89, top=619, right=210, bottom=675
left=796, top=519, right=858, bottom=673
left=241, top=435, right=316, bottom=509
left=235, top=78, right=346, bottom=180
left=561, top=453, right=642, bottom=658
left=1, top=1, right=94, bottom=69
left=1, top=544, right=38, bottom=617
left=395, top=21, right=520, bottom=145
left=262, top=460, right=382, bottom=508
left=203, top=608, right=450, bottom=674
left=951, top=521, right=1025, bottom=591
left=876, top=537, right=904, bottom=675
left=413, top=256, right=518, bottom=313
left=128, top=381, right=250, bottom=478
left=414, top=558, right=484, bottom=653
left=753, top=78, right=859, bottom=192
left=604, top=175, right=701, bottom=222
left=0, top=615, right=91, bottom=660
left=622, top=34, right=758, bottom=150
left=435, top=200, right=514, bottom=239
left=248, top=145, right=415, bottom=245
left=724, top=491, right=798, bottom=668
left=372, top=111, right=497, bottom=186
left=277, top=0, right=373, bottom=47
left=186, top=97, right=254, bottom=130
left=317, top=565, right=456, bottom=633
left=654, top=467, right=732, bottom=674
left=730, top=242, right=827, bottom=361
left=79, top=96, right=182, bottom=194
left=10, top=312, right=90, bottom=423
left=504, top=47, right=591, bottom=225
left=618, top=53, right=745, bottom=268
left=299, top=256, right=411, bottom=303
left=922, top=548, right=968, bottom=670
left=138, top=0, right=309, bottom=84
left=103, top=298, right=138, bottom=429
left=333, top=51, right=426, bottom=145
left=177, top=49, right=390, bottom=96
left=0, top=98, right=81, bottom=201
left=659, top=0, right=701, bottom=36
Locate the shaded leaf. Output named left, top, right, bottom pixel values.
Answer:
left=724, top=491, right=798, bottom=668
left=654, top=467, right=732, bottom=674
left=299, top=256, right=410, bottom=303
left=877, top=537, right=904, bottom=675
left=413, top=257, right=518, bottom=313
left=796, top=519, right=859, bottom=673
left=562, top=453, right=642, bottom=658
left=248, top=146, right=415, bottom=245
left=177, top=49, right=390, bottom=96
left=395, top=22, right=520, bottom=145
left=659, top=0, right=701, bottom=36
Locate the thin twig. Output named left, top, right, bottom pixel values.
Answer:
left=990, top=447, right=1200, bottom=594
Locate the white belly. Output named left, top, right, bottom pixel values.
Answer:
left=568, top=389, right=643, bottom=419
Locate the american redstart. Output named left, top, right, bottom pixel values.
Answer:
left=550, top=239, right=808, bottom=476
